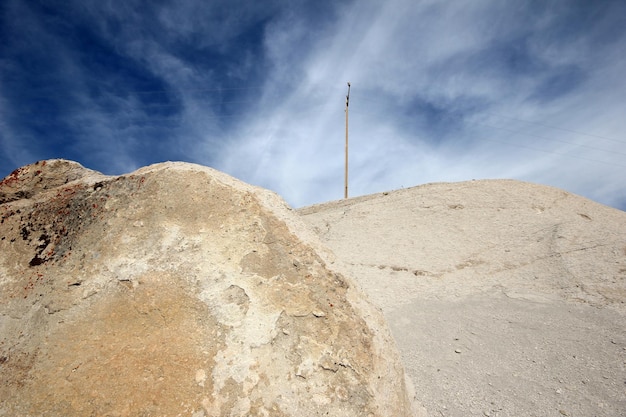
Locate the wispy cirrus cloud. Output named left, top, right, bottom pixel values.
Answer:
left=219, top=0, right=626, bottom=208
left=1, top=0, right=625, bottom=209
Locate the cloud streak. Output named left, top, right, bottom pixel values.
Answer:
left=1, top=0, right=625, bottom=210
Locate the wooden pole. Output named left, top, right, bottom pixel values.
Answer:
left=345, top=82, right=350, bottom=199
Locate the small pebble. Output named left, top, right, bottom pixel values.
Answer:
left=454, top=349, right=461, bottom=354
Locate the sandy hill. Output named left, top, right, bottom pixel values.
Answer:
left=299, top=179, right=626, bottom=417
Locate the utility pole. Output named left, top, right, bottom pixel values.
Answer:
left=345, top=82, right=350, bottom=199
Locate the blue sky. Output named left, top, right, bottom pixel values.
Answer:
left=2, top=0, right=625, bottom=210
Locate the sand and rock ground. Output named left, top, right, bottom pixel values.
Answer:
left=2, top=161, right=625, bottom=416
left=300, top=179, right=626, bottom=417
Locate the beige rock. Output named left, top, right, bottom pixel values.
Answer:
left=0, top=160, right=422, bottom=417
left=300, top=180, right=626, bottom=417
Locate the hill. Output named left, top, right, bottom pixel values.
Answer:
left=0, top=160, right=420, bottom=417
left=299, top=179, right=626, bottom=417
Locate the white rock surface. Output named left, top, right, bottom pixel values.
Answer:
left=300, top=180, right=626, bottom=417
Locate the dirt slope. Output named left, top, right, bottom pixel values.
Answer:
left=299, top=179, right=626, bottom=417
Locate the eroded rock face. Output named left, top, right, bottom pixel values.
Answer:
left=0, top=160, right=419, bottom=417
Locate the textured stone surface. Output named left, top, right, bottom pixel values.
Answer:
left=0, top=160, right=421, bottom=417
left=299, top=180, right=626, bottom=417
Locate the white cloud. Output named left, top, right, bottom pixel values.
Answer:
left=1, top=0, right=625, bottom=210
left=212, top=0, right=626, bottom=209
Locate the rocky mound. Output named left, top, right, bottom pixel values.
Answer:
left=299, top=180, right=626, bottom=417
left=0, top=160, right=422, bottom=417
left=299, top=179, right=626, bottom=311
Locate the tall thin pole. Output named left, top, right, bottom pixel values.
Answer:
left=345, top=82, right=351, bottom=199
